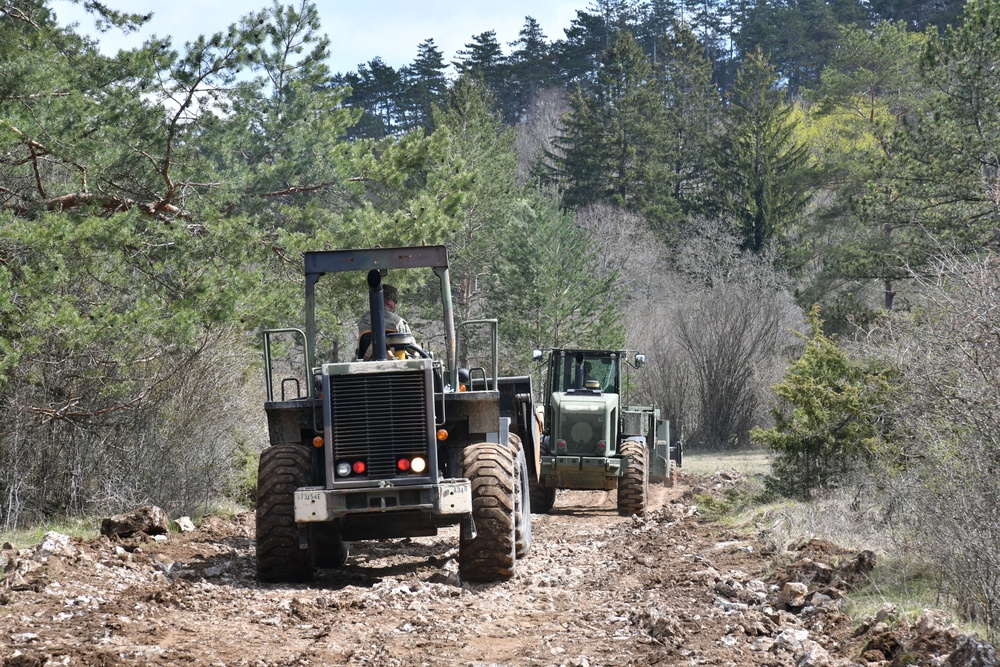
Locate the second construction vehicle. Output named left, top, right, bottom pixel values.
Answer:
left=530, top=348, right=675, bottom=516
left=257, top=246, right=537, bottom=583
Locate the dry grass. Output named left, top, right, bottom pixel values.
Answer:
left=681, top=448, right=772, bottom=477
left=714, top=476, right=993, bottom=640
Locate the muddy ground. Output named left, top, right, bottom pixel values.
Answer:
left=1, top=472, right=993, bottom=667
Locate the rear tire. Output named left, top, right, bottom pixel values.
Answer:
left=617, top=439, right=649, bottom=517
left=459, top=442, right=517, bottom=581
left=508, top=435, right=532, bottom=559
left=256, top=444, right=315, bottom=583
left=315, top=525, right=350, bottom=568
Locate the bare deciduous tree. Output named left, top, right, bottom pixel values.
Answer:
left=514, top=87, right=569, bottom=185
left=0, top=329, right=265, bottom=530
left=574, top=209, right=800, bottom=450
left=856, top=252, right=1000, bottom=636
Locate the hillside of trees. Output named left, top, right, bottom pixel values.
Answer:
left=2, top=0, right=1000, bottom=637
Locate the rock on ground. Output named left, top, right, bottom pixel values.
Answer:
left=0, top=471, right=992, bottom=667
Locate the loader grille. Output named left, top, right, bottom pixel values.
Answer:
left=559, top=411, right=604, bottom=454
left=328, top=370, right=430, bottom=480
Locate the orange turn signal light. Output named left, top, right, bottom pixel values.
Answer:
left=436, top=429, right=448, bottom=441
left=312, top=436, right=324, bottom=448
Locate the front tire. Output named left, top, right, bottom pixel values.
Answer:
left=529, top=480, right=556, bottom=514
left=617, top=439, right=649, bottom=517
left=528, top=438, right=555, bottom=514
left=459, top=442, right=517, bottom=582
left=256, top=444, right=315, bottom=583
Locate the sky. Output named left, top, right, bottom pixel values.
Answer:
left=50, top=1, right=585, bottom=75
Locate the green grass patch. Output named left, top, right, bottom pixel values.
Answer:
left=842, top=555, right=943, bottom=622
left=0, top=516, right=98, bottom=550
left=692, top=479, right=776, bottom=524
left=839, top=554, right=992, bottom=639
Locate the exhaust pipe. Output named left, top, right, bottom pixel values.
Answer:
left=367, top=270, right=388, bottom=361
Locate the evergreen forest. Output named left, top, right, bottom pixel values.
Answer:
left=3, top=0, right=1000, bottom=636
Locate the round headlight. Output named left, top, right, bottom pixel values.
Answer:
left=336, top=461, right=351, bottom=477
left=411, top=457, right=427, bottom=474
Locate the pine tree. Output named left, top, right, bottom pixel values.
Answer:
left=856, top=0, right=1000, bottom=310
left=656, top=21, right=720, bottom=223
left=551, top=32, right=674, bottom=220
left=488, top=191, right=625, bottom=355
left=795, top=21, right=928, bottom=316
left=401, top=38, right=449, bottom=131
left=339, top=57, right=404, bottom=138
left=735, top=0, right=869, bottom=96
left=507, top=17, right=556, bottom=122
left=637, top=0, right=680, bottom=61
left=867, top=0, right=966, bottom=30
left=432, top=77, right=520, bottom=326
left=555, top=9, right=609, bottom=86
left=454, top=30, right=507, bottom=99
left=709, top=49, right=810, bottom=254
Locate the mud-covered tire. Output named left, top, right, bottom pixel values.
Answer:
left=256, top=444, right=315, bottom=582
left=315, top=525, right=350, bottom=568
left=459, top=442, right=517, bottom=581
left=529, top=478, right=556, bottom=514
left=529, top=434, right=556, bottom=514
left=617, top=439, right=649, bottom=517
left=664, top=459, right=677, bottom=488
left=508, top=435, right=532, bottom=559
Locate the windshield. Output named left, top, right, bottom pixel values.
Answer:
left=550, top=351, right=620, bottom=394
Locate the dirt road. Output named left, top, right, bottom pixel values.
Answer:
left=0, top=473, right=985, bottom=666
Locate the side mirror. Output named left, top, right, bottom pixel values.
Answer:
left=532, top=349, right=544, bottom=362
left=634, top=353, right=646, bottom=368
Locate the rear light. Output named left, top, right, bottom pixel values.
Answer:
left=557, top=439, right=567, bottom=452
left=395, top=456, right=427, bottom=474
left=336, top=460, right=369, bottom=477
left=597, top=441, right=606, bottom=451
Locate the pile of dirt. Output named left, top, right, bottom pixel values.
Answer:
left=0, top=472, right=993, bottom=667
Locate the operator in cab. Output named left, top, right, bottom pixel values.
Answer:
left=356, top=284, right=410, bottom=359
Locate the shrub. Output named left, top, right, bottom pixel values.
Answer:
left=754, top=306, right=898, bottom=499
